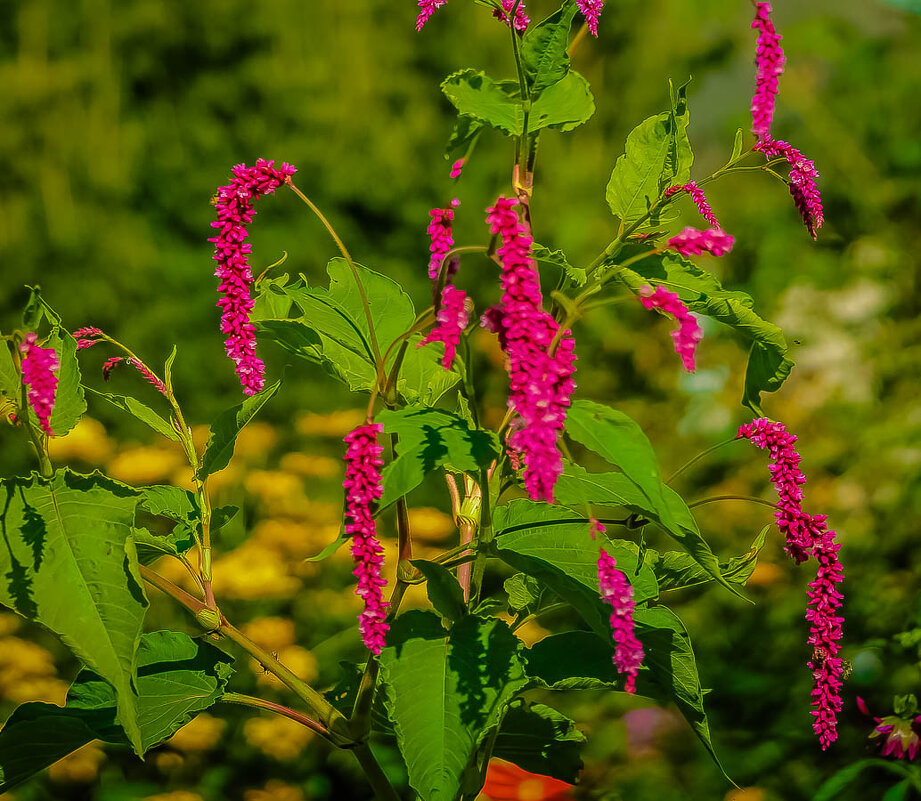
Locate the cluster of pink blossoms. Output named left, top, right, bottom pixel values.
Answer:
left=666, top=226, right=735, bottom=258
left=739, top=418, right=844, bottom=748
left=73, top=326, right=105, bottom=350
left=342, top=423, right=390, bottom=655
left=750, top=2, right=786, bottom=140
left=450, top=159, right=465, bottom=179
left=209, top=158, right=296, bottom=395
left=415, top=0, right=449, bottom=31
left=576, top=0, right=605, bottom=36
left=597, top=548, right=644, bottom=694
left=19, top=334, right=59, bottom=436
left=420, top=285, right=469, bottom=369
left=493, top=0, right=530, bottom=32
left=101, top=356, right=168, bottom=396
left=638, top=285, right=703, bottom=373
left=664, top=182, right=721, bottom=228
left=858, top=697, right=921, bottom=761
left=755, top=138, right=825, bottom=239
left=426, top=201, right=459, bottom=279
left=485, top=197, right=576, bottom=503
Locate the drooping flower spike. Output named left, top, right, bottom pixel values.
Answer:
left=342, top=423, right=390, bottom=655
left=750, top=2, right=786, bottom=140
left=101, top=356, right=168, bottom=396
left=755, top=138, right=824, bottom=239
left=597, top=547, right=644, bottom=694
left=427, top=201, right=459, bottom=280
left=638, top=285, right=703, bottom=373
left=415, top=0, right=449, bottom=31
left=664, top=182, right=721, bottom=228
left=666, top=227, right=735, bottom=258
left=493, top=0, right=530, bottom=32
left=420, top=285, right=470, bottom=369
left=209, top=158, right=296, bottom=395
left=19, top=333, right=59, bottom=436
left=485, top=196, right=577, bottom=503
left=577, top=0, right=605, bottom=36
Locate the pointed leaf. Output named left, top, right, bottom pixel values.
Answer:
left=530, top=71, right=595, bottom=133
left=85, top=387, right=179, bottom=441
left=504, top=573, right=543, bottom=613
left=45, top=328, right=86, bottom=437
left=651, top=526, right=769, bottom=592
left=412, top=559, right=466, bottom=622
left=522, top=1, right=579, bottom=93
left=441, top=70, right=524, bottom=136
left=493, top=702, right=585, bottom=783
left=532, top=243, right=586, bottom=286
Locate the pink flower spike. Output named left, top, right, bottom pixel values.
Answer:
left=420, top=285, right=470, bottom=370
left=102, top=357, right=123, bottom=381
left=209, top=158, right=296, bottom=395
left=342, top=423, right=389, bottom=655
left=450, top=159, right=465, bottom=179
left=750, top=2, right=786, bottom=140
left=493, top=0, right=530, bottom=32
left=416, top=0, right=449, bottom=31
left=73, top=326, right=105, bottom=350
left=127, top=358, right=168, bottom=396
left=666, top=226, right=735, bottom=258
left=427, top=204, right=457, bottom=280
left=598, top=550, right=644, bottom=693
left=755, top=138, right=824, bottom=239
left=638, top=285, right=703, bottom=372
left=577, top=0, right=604, bottom=36
left=19, top=333, right=59, bottom=436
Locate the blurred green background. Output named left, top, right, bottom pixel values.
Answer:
left=2, top=0, right=921, bottom=799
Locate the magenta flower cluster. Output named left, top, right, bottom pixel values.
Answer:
left=421, top=285, right=469, bottom=369
left=755, top=138, right=825, bottom=239
left=638, top=285, right=703, bottom=372
left=342, top=423, right=390, bottom=655
left=427, top=201, right=459, bottom=280
left=493, top=0, right=530, bottom=32
left=450, top=159, right=465, bottom=179
left=739, top=418, right=844, bottom=749
left=102, top=356, right=168, bottom=396
left=577, top=0, right=605, bottom=36
left=750, top=2, right=786, bottom=140
left=19, top=334, right=59, bottom=436
left=666, top=226, right=735, bottom=258
left=485, top=196, right=577, bottom=503
left=665, top=182, right=721, bottom=228
left=415, top=0, right=449, bottom=31
left=597, top=549, right=644, bottom=694
left=73, top=326, right=105, bottom=350
left=209, top=158, right=296, bottom=396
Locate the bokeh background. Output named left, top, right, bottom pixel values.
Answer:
left=1, top=0, right=921, bottom=799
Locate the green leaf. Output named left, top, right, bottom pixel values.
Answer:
left=493, top=500, right=658, bottom=636
left=532, top=243, right=586, bottom=286
left=445, top=115, right=484, bottom=164
left=530, top=71, right=595, bottom=133
left=0, top=343, right=20, bottom=406
left=522, top=1, right=579, bottom=93
left=606, top=84, right=694, bottom=225
left=411, top=560, right=466, bottom=622
left=397, top=335, right=464, bottom=407
left=252, top=273, right=294, bottom=321
left=85, top=387, right=179, bottom=441
left=197, top=380, right=281, bottom=478
left=504, top=573, right=543, bottom=612
left=163, top=346, right=178, bottom=396
left=376, top=407, right=500, bottom=508
left=730, top=127, right=745, bottom=162
left=0, top=631, right=234, bottom=793
left=441, top=70, right=524, bottom=136
left=882, top=780, right=912, bottom=801
left=21, top=286, right=45, bottom=332
left=45, top=327, right=86, bottom=437
left=378, top=612, right=529, bottom=801
left=304, top=534, right=349, bottom=562
left=812, top=759, right=913, bottom=801
left=137, top=485, right=198, bottom=522
left=525, top=630, right=626, bottom=691
left=493, top=702, right=585, bottom=784
left=132, top=527, right=188, bottom=565
left=0, top=470, right=146, bottom=753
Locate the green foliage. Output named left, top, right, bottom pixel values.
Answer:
left=492, top=702, right=585, bottom=783
left=85, top=386, right=179, bottom=442
left=0, top=631, right=234, bottom=793
left=378, top=611, right=529, bottom=801
left=411, top=559, right=467, bottom=622
left=812, top=759, right=916, bottom=801
left=0, top=469, right=147, bottom=753
left=521, top=1, right=579, bottom=93
left=44, top=327, right=86, bottom=437
left=531, top=243, right=586, bottom=286
left=504, top=572, right=544, bottom=613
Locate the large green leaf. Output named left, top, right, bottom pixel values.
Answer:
left=493, top=702, right=585, bottom=784
left=196, top=380, right=281, bottom=478
left=613, top=253, right=794, bottom=412
left=85, top=387, right=179, bottom=442
left=0, top=470, right=146, bottom=752
left=0, top=631, right=234, bottom=793
left=376, top=407, right=500, bottom=508
left=532, top=243, right=586, bottom=286
left=493, top=500, right=658, bottom=636
left=45, top=327, right=86, bottom=437
left=605, top=83, right=693, bottom=225
left=378, top=612, right=529, bottom=801
left=0, top=343, right=20, bottom=407
left=521, top=1, right=579, bottom=93
left=529, top=71, right=595, bottom=134
left=441, top=70, right=523, bottom=136
left=412, top=560, right=467, bottom=622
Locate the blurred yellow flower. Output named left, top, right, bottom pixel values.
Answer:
left=254, top=519, right=344, bottom=561
left=0, top=637, right=57, bottom=687
left=747, top=562, right=785, bottom=588
left=725, top=789, right=764, bottom=801
left=254, top=646, right=318, bottom=689
left=244, top=780, right=305, bottom=801
left=307, top=588, right=362, bottom=617
left=297, top=408, right=365, bottom=437
left=408, top=507, right=454, bottom=543
left=280, top=451, right=341, bottom=478
left=154, top=752, right=185, bottom=773
left=241, top=616, right=296, bottom=652
left=47, top=417, right=112, bottom=464
left=107, top=445, right=185, bottom=484
left=243, top=716, right=314, bottom=761
left=0, top=613, right=19, bottom=637
left=234, top=422, right=279, bottom=460
left=48, top=742, right=106, bottom=784
left=167, top=713, right=225, bottom=752
left=211, top=543, right=300, bottom=600
left=143, top=793, right=204, bottom=801
left=4, top=676, right=69, bottom=705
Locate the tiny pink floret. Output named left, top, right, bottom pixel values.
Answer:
left=493, top=0, right=530, bottom=32
left=343, top=423, right=390, bottom=655
left=19, top=333, right=59, bottom=436
left=666, top=227, right=735, bottom=258
left=209, top=158, right=296, bottom=396
left=638, top=285, right=703, bottom=373
left=750, top=2, right=786, bottom=140
left=420, top=285, right=469, bottom=369
left=598, top=549, right=644, bottom=694
left=450, top=159, right=465, bottom=179
left=577, top=0, right=604, bottom=36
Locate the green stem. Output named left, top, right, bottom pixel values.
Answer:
left=688, top=495, right=777, bottom=511
left=352, top=743, right=401, bottom=801
left=666, top=437, right=738, bottom=484
left=469, top=468, right=494, bottom=606
left=220, top=692, right=336, bottom=742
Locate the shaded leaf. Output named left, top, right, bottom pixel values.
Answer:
left=504, top=573, right=543, bottom=613
left=85, top=387, right=179, bottom=442
left=412, top=559, right=466, bottom=622
left=651, top=526, right=769, bottom=592
left=532, top=243, right=586, bottom=286
left=812, top=759, right=913, bottom=801
left=493, top=702, right=585, bottom=783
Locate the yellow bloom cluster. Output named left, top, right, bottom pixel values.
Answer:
left=47, top=742, right=106, bottom=784
left=166, top=713, right=226, bottom=752
left=0, top=631, right=67, bottom=705
left=244, top=780, right=305, bottom=801
left=243, top=716, right=314, bottom=760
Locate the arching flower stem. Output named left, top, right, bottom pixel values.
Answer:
left=666, top=437, right=739, bottom=484
left=688, top=494, right=780, bottom=511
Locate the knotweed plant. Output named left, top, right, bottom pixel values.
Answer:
left=0, top=3, right=852, bottom=799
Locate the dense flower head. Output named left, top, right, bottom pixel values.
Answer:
left=342, top=423, right=389, bottom=655
left=598, top=549, right=644, bottom=694
left=859, top=697, right=921, bottom=761
left=739, top=417, right=845, bottom=748
left=19, top=333, right=59, bottom=436
left=665, top=182, right=721, bottom=227
left=638, top=285, right=703, bottom=372
left=209, top=158, right=296, bottom=396
left=755, top=138, right=824, bottom=239
left=750, top=2, right=786, bottom=139
left=427, top=202, right=459, bottom=280
left=485, top=196, right=577, bottom=503
left=420, top=285, right=469, bottom=369
left=73, top=326, right=105, bottom=350
left=666, top=226, right=735, bottom=258
left=493, top=0, right=530, bottom=32
left=577, top=0, right=604, bottom=36
left=416, top=0, right=449, bottom=31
